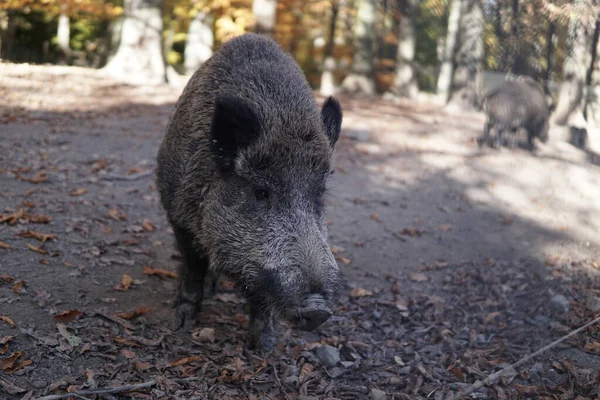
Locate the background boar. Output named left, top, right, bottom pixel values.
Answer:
left=478, top=78, right=550, bottom=150
left=155, top=33, right=343, bottom=352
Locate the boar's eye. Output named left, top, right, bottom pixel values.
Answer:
left=255, top=187, right=270, bottom=201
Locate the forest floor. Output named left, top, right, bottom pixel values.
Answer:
left=1, top=62, right=600, bottom=400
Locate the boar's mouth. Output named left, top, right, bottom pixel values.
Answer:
left=286, top=294, right=333, bottom=331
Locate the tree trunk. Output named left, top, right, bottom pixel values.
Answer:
left=585, top=19, right=600, bottom=128
left=553, top=0, right=594, bottom=126
left=1, top=10, right=16, bottom=60
left=253, top=0, right=278, bottom=34
left=436, top=0, right=463, bottom=103
left=103, top=0, right=166, bottom=85
left=57, top=8, right=70, bottom=59
left=184, top=12, right=213, bottom=75
left=509, top=0, right=526, bottom=74
left=340, top=0, right=376, bottom=94
left=448, top=0, right=484, bottom=110
left=320, top=1, right=340, bottom=96
left=544, top=19, right=555, bottom=96
left=391, top=0, right=418, bottom=98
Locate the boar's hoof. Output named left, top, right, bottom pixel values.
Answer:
left=174, top=302, right=198, bottom=331
left=297, top=308, right=333, bottom=331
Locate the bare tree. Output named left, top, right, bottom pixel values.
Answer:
left=340, top=0, right=376, bottom=94
left=57, top=5, right=70, bottom=63
left=448, top=0, right=484, bottom=109
left=436, top=0, right=463, bottom=103
left=103, top=0, right=166, bottom=85
left=320, top=0, right=341, bottom=96
left=184, top=11, right=213, bottom=75
left=586, top=18, right=600, bottom=127
left=252, top=0, right=278, bottom=34
left=390, top=0, right=418, bottom=98
left=553, top=0, right=595, bottom=126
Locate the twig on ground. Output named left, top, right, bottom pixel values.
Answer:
left=100, top=171, right=153, bottom=181
left=461, top=314, right=600, bottom=396
left=35, top=380, right=156, bottom=400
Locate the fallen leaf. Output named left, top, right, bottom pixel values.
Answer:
left=114, top=274, right=134, bottom=291
left=123, top=239, right=140, bottom=246
left=399, top=227, right=423, bottom=237
left=108, top=208, right=126, bottom=221
left=24, top=188, right=36, bottom=196
left=23, top=213, right=52, bottom=224
left=141, top=219, right=154, bottom=232
left=545, top=255, right=560, bottom=267
left=0, top=376, right=26, bottom=394
left=12, top=280, right=25, bottom=294
left=0, top=240, right=10, bottom=249
left=0, top=316, right=14, bottom=328
left=0, top=336, right=14, bottom=345
left=5, top=359, right=33, bottom=374
left=335, top=255, right=352, bottom=265
left=143, top=265, right=177, bottom=279
left=191, top=328, right=216, bottom=342
left=0, top=352, right=21, bottom=371
left=116, top=307, right=150, bottom=320
left=120, top=349, right=136, bottom=359
left=26, top=242, right=47, bottom=255
left=0, top=209, right=24, bottom=225
left=169, top=356, right=201, bottom=367
left=300, top=362, right=314, bottom=380
left=439, top=224, right=453, bottom=231
left=134, top=360, right=151, bottom=371
left=484, top=311, right=502, bottom=324
left=583, top=341, right=600, bottom=354
left=0, top=275, right=15, bottom=283
left=19, top=171, right=48, bottom=184
left=391, top=280, right=400, bottom=294
left=69, top=188, right=88, bottom=197
left=410, top=272, right=428, bottom=282
left=350, top=287, right=373, bottom=298
left=22, top=199, right=34, bottom=208
left=370, top=213, right=380, bottom=222
left=0, top=345, right=7, bottom=355
left=80, top=343, right=91, bottom=354
left=40, top=259, right=48, bottom=265
left=114, top=337, right=139, bottom=347
left=128, top=167, right=145, bottom=175
left=56, top=323, right=82, bottom=347
left=448, top=365, right=465, bottom=382
left=53, top=309, right=83, bottom=324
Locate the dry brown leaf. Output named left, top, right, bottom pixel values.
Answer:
left=0, top=336, right=14, bottom=345
left=350, top=287, right=373, bottom=298
left=169, top=356, right=201, bottom=367
left=116, top=307, right=150, bottom=320
left=24, top=188, right=36, bottom=196
left=23, top=213, right=52, bottom=224
left=143, top=265, right=178, bottom=279
left=545, top=255, right=561, bottom=266
left=399, top=227, right=423, bottom=237
left=583, top=341, right=600, bottom=354
left=484, top=311, right=502, bottom=324
left=123, top=239, right=140, bottom=246
left=0, top=240, right=10, bottom=249
left=53, top=309, right=83, bottom=324
left=0, top=345, right=8, bottom=355
left=80, top=343, right=91, bottom=354
left=114, top=274, right=134, bottom=291
left=0, top=352, right=21, bottom=371
left=127, top=167, right=145, bottom=175
left=191, top=327, right=216, bottom=342
left=108, top=208, right=126, bottom=221
left=40, top=259, right=49, bottom=265
left=335, top=255, right=352, bottom=265
left=141, top=219, right=154, bottom=232
left=19, top=171, right=48, bottom=184
left=0, top=209, right=24, bottom=225
left=370, top=213, right=380, bottom=222
left=22, top=199, right=34, bottom=208
left=69, top=188, right=88, bottom=197
left=300, top=362, right=314, bottom=380
left=120, top=349, right=136, bottom=359
left=410, top=272, right=428, bottom=282
left=439, top=224, right=453, bottom=231
left=5, top=359, right=33, bottom=374
left=26, top=242, right=47, bottom=255
left=447, top=365, right=465, bottom=382
left=0, top=275, right=15, bottom=283
left=12, top=280, right=25, bottom=294
left=18, top=230, right=56, bottom=244
left=134, top=360, right=151, bottom=371
left=113, top=336, right=139, bottom=347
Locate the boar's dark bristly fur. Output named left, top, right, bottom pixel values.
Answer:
left=155, top=34, right=343, bottom=351
left=479, top=77, right=550, bottom=151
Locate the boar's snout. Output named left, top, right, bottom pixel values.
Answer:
left=290, top=293, right=333, bottom=331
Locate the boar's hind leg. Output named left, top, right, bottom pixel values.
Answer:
left=173, top=226, right=209, bottom=331
left=248, top=306, right=276, bottom=353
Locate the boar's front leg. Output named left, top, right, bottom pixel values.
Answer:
left=248, top=305, right=276, bottom=352
left=173, top=226, right=209, bottom=331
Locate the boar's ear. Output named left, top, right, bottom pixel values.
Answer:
left=321, top=96, right=342, bottom=147
left=210, top=95, right=261, bottom=172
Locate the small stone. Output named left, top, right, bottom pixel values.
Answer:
left=315, top=345, right=340, bottom=367
left=369, top=388, right=387, bottom=400
left=550, top=294, right=569, bottom=314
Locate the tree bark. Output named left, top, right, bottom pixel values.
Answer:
left=320, top=0, right=340, bottom=96
left=184, top=12, right=213, bottom=75
left=57, top=6, right=70, bottom=64
left=340, top=0, right=376, bottom=94
left=544, top=19, right=555, bottom=96
left=391, top=0, right=418, bottom=98
left=448, top=0, right=484, bottom=110
left=553, top=0, right=594, bottom=126
left=1, top=10, right=16, bottom=60
left=253, top=0, right=278, bottom=34
left=585, top=19, right=600, bottom=128
left=436, top=0, right=463, bottom=103
left=103, top=0, right=166, bottom=85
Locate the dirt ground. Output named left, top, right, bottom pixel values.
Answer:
left=1, top=62, right=600, bottom=400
